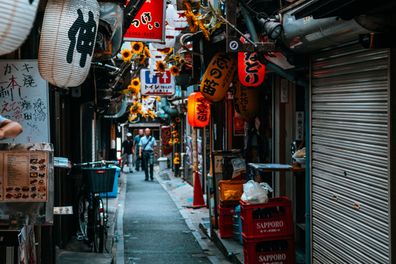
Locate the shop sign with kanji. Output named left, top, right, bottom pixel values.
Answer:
left=124, top=0, right=166, bottom=42
left=140, top=69, right=175, bottom=96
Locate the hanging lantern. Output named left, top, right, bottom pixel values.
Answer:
left=0, top=0, right=40, bottom=55
left=187, top=92, right=210, bottom=128
left=38, top=0, right=100, bottom=88
left=234, top=82, right=260, bottom=121
left=200, top=53, right=236, bottom=102
left=238, top=51, right=266, bottom=87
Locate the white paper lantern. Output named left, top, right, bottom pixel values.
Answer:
left=38, top=0, right=100, bottom=88
left=0, top=0, right=40, bottom=55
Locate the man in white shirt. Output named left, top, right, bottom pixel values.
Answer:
left=139, top=128, right=156, bottom=181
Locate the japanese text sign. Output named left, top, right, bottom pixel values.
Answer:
left=200, top=53, right=236, bottom=102
left=140, top=69, right=175, bottom=96
left=238, top=51, right=266, bottom=87
left=0, top=60, right=49, bottom=144
left=124, top=0, right=166, bottom=42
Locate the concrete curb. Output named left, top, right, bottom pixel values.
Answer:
left=115, top=172, right=127, bottom=264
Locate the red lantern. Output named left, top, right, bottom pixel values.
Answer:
left=238, top=36, right=266, bottom=87
left=188, top=92, right=210, bottom=128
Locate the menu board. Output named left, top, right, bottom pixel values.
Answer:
left=0, top=151, right=48, bottom=202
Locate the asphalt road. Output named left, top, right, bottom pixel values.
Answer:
left=123, top=171, right=211, bottom=264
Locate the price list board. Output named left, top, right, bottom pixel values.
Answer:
left=0, top=151, right=48, bottom=202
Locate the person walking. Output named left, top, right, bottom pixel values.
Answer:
left=122, top=132, right=134, bottom=173
left=139, top=128, right=156, bottom=181
left=133, top=129, right=144, bottom=171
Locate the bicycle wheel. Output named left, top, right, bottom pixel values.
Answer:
left=93, top=197, right=105, bottom=253
left=77, top=194, right=89, bottom=240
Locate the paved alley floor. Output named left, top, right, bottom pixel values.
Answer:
left=123, top=170, right=211, bottom=264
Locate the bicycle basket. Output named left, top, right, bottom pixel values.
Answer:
left=81, top=167, right=116, bottom=193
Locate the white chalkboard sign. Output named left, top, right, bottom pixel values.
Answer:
left=0, top=60, right=50, bottom=143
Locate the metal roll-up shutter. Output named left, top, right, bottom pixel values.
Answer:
left=311, top=43, right=390, bottom=263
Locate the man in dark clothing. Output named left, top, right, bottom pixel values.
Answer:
left=122, top=132, right=134, bottom=172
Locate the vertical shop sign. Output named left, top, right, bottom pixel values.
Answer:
left=124, top=0, right=166, bottom=42
left=0, top=60, right=50, bottom=143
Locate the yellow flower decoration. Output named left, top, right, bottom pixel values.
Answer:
left=131, top=42, right=144, bottom=54
left=199, top=22, right=210, bottom=41
left=170, top=65, right=180, bottom=76
left=160, top=47, right=173, bottom=55
left=139, top=54, right=147, bottom=65
left=142, top=95, right=149, bottom=100
left=156, top=96, right=161, bottom=102
left=144, top=46, right=152, bottom=58
left=168, top=139, right=173, bottom=145
left=121, top=48, right=132, bottom=62
left=130, top=77, right=140, bottom=88
left=130, top=101, right=142, bottom=114
left=173, top=138, right=179, bottom=144
left=155, top=60, right=167, bottom=73
left=128, top=113, right=138, bottom=122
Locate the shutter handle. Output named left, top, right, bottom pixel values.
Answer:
left=353, top=202, right=361, bottom=210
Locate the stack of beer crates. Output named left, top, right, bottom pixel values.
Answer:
left=241, top=197, right=295, bottom=264
left=218, top=180, right=245, bottom=238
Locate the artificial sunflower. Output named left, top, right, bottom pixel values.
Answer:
left=199, top=22, right=210, bottom=41
left=142, top=95, right=149, bottom=100
left=185, top=10, right=199, bottom=32
left=128, top=113, right=138, bottom=122
left=130, top=77, right=141, bottom=88
left=120, top=48, right=132, bottom=62
left=139, top=54, right=147, bottom=65
left=131, top=42, right=144, bottom=54
left=173, top=138, right=179, bottom=144
left=168, top=139, right=173, bottom=146
left=130, top=101, right=142, bottom=114
left=128, top=85, right=140, bottom=95
left=147, top=110, right=157, bottom=119
left=156, top=96, right=161, bottom=102
left=170, top=65, right=180, bottom=76
left=144, top=46, right=152, bottom=58
left=160, top=47, right=173, bottom=55
left=155, top=60, right=167, bottom=73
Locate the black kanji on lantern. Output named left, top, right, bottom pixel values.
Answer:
left=67, top=9, right=97, bottom=68
left=244, top=53, right=260, bottom=84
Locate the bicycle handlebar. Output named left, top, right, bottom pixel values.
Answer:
left=73, top=160, right=119, bottom=168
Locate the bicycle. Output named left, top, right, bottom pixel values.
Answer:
left=71, top=160, right=118, bottom=253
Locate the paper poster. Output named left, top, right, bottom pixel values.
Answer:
left=1, top=151, right=49, bottom=202
left=0, top=60, right=50, bottom=143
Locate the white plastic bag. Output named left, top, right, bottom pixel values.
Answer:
left=241, top=180, right=273, bottom=204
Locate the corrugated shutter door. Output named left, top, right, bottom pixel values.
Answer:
left=311, top=44, right=390, bottom=264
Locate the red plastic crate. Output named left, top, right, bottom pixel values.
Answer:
left=243, top=236, right=295, bottom=264
left=219, top=222, right=234, bottom=238
left=241, top=197, right=293, bottom=239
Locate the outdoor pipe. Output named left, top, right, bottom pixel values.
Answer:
left=160, top=97, right=179, bottom=117
left=103, top=96, right=129, bottom=119
left=239, top=3, right=308, bottom=88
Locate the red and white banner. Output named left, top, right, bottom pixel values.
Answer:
left=124, top=0, right=166, bottom=42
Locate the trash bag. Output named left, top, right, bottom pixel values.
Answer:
left=241, top=180, right=273, bottom=204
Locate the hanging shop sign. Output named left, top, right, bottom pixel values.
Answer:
left=0, top=0, right=40, bottom=56
left=124, top=0, right=166, bottom=42
left=0, top=60, right=50, bottom=144
left=200, top=53, right=236, bottom=102
left=187, top=92, right=210, bottom=128
left=38, top=0, right=100, bottom=88
left=140, top=69, right=175, bottom=96
left=234, top=83, right=260, bottom=121
left=238, top=51, right=266, bottom=87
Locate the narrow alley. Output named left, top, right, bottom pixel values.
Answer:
left=122, top=171, right=211, bottom=264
